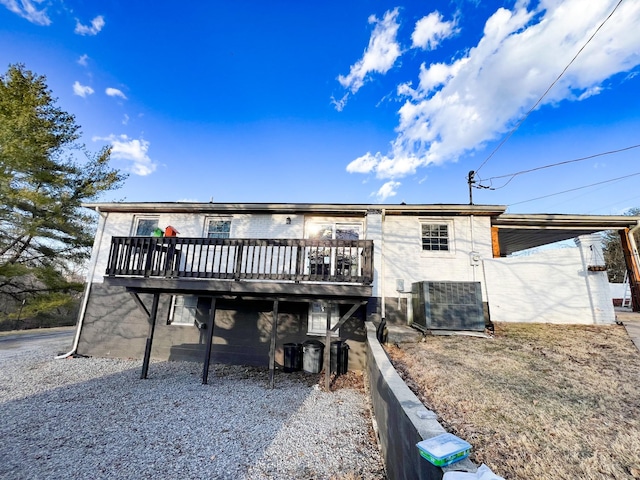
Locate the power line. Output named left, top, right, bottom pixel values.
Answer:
left=477, top=143, right=640, bottom=189
left=545, top=176, right=630, bottom=211
left=586, top=194, right=640, bottom=214
left=508, top=171, right=640, bottom=207
left=474, top=0, right=625, bottom=175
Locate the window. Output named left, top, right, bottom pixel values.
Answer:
left=421, top=223, right=449, bottom=251
left=307, top=302, right=339, bottom=336
left=305, top=222, right=362, bottom=278
left=134, top=217, right=159, bottom=236
left=307, top=223, right=360, bottom=241
left=168, top=295, right=198, bottom=326
left=207, top=219, right=231, bottom=239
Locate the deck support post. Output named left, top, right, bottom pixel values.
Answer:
left=140, top=293, right=160, bottom=379
left=331, top=300, right=367, bottom=333
left=324, top=301, right=332, bottom=392
left=129, top=291, right=150, bottom=318
left=491, top=226, right=501, bottom=258
left=202, top=297, right=217, bottom=384
left=620, top=228, right=640, bottom=311
left=268, top=300, right=279, bottom=388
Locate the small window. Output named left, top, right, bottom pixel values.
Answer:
left=421, top=223, right=449, bottom=251
left=207, top=219, right=231, bottom=239
left=168, top=295, right=198, bottom=326
left=134, top=218, right=159, bottom=236
left=307, top=302, right=339, bottom=336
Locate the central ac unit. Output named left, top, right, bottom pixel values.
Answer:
left=411, top=281, right=484, bottom=332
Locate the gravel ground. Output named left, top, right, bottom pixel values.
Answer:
left=0, top=338, right=385, bottom=479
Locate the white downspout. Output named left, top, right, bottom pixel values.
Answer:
left=56, top=208, right=108, bottom=359
left=381, top=208, right=386, bottom=321
left=470, top=215, right=476, bottom=282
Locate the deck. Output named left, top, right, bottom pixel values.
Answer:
left=104, top=236, right=374, bottom=298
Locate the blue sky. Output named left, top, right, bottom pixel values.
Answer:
left=1, top=0, right=639, bottom=215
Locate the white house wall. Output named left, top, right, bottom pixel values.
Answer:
left=483, top=235, right=615, bottom=324
left=378, top=215, right=493, bottom=300
left=89, top=211, right=362, bottom=285
left=89, top=210, right=495, bottom=311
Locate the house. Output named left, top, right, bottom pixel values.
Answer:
left=70, top=202, right=640, bottom=383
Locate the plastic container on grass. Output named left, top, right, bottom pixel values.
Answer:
left=416, top=433, right=471, bottom=467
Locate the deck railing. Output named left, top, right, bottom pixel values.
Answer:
left=106, top=237, right=374, bottom=284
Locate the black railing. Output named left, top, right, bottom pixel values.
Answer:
left=106, top=237, right=374, bottom=284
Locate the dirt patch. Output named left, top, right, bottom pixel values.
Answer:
left=385, top=323, right=640, bottom=479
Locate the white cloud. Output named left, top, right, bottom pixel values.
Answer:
left=0, top=0, right=50, bottom=25
left=75, top=15, right=105, bottom=36
left=105, top=87, right=127, bottom=100
left=350, top=0, right=640, bottom=181
left=77, top=54, right=89, bottom=66
left=93, top=134, right=156, bottom=176
left=122, top=114, right=129, bottom=125
left=330, top=94, right=349, bottom=112
left=374, top=181, right=401, bottom=201
left=73, top=81, right=94, bottom=98
left=346, top=152, right=381, bottom=174
left=411, top=11, right=458, bottom=50
left=337, top=8, right=401, bottom=96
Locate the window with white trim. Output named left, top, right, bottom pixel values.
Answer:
left=307, top=302, right=339, bottom=336
left=305, top=222, right=362, bottom=278
left=421, top=223, right=450, bottom=251
left=206, top=219, right=231, bottom=238
left=167, top=295, right=198, bottom=326
left=133, top=217, right=159, bottom=236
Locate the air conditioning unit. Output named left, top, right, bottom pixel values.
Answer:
left=411, top=281, right=484, bottom=332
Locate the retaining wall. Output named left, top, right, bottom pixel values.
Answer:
left=365, top=322, right=476, bottom=480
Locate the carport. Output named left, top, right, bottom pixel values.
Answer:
left=491, top=214, right=640, bottom=311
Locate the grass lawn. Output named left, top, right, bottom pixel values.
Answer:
left=385, top=323, right=640, bottom=479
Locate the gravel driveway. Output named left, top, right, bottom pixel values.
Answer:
left=0, top=336, right=385, bottom=479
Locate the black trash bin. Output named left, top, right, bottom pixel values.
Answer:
left=283, top=343, right=302, bottom=373
left=330, top=340, right=350, bottom=375
left=339, top=341, right=349, bottom=375
left=302, top=340, right=324, bottom=373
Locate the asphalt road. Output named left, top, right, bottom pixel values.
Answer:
left=0, top=327, right=75, bottom=361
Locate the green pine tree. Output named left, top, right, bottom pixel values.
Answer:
left=0, top=64, right=126, bottom=324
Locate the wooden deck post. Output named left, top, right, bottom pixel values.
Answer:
left=268, top=300, right=279, bottom=388
left=140, top=293, right=160, bottom=379
left=202, top=297, right=217, bottom=384
left=620, top=228, right=640, bottom=311
left=491, top=226, right=501, bottom=258
left=324, top=302, right=332, bottom=392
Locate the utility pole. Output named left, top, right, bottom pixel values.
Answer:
left=467, top=170, right=476, bottom=205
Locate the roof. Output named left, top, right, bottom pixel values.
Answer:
left=493, top=214, right=640, bottom=255
left=82, top=202, right=507, bottom=216
left=83, top=202, right=640, bottom=254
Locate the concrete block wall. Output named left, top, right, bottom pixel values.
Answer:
left=483, top=235, right=615, bottom=324
left=78, top=285, right=370, bottom=370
